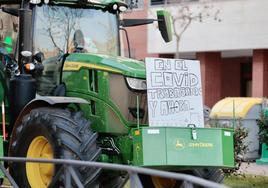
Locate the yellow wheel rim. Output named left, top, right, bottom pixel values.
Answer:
left=26, top=136, right=54, bottom=188
left=152, top=176, right=177, bottom=188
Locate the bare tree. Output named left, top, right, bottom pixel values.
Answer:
left=164, top=0, right=221, bottom=58
left=44, top=6, right=83, bottom=53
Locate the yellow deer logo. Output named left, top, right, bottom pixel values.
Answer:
left=175, top=139, right=185, bottom=150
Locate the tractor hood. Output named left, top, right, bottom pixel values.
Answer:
left=63, top=53, right=146, bottom=79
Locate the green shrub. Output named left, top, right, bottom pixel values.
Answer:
left=223, top=125, right=248, bottom=175
left=256, top=111, right=268, bottom=146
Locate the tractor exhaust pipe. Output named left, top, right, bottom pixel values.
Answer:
left=8, top=8, right=36, bottom=128
left=18, top=8, right=33, bottom=73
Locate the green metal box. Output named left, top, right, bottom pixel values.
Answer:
left=132, top=127, right=234, bottom=168
left=256, top=143, right=268, bottom=165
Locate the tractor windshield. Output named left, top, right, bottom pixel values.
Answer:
left=33, top=5, right=119, bottom=58
left=33, top=5, right=119, bottom=95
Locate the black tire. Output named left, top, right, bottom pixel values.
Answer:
left=139, top=168, right=224, bottom=188
left=193, top=168, right=225, bottom=184
left=9, top=107, right=101, bottom=188
left=99, top=171, right=129, bottom=188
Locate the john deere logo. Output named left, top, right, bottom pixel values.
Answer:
left=174, top=139, right=185, bottom=150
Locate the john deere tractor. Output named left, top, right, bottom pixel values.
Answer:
left=0, top=0, right=234, bottom=187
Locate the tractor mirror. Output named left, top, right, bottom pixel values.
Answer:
left=157, top=10, right=173, bottom=43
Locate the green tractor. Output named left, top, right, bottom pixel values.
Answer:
left=0, top=0, right=234, bottom=187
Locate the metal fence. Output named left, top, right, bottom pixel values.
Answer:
left=0, top=157, right=228, bottom=188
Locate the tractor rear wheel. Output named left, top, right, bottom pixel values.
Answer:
left=140, top=168, right=224, bottom=188
left=192, top=168, right=224, bottom=184
left=9, top=107, right=101, bottom=188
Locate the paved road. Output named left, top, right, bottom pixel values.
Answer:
left=239, top=162, right=268, bottom=176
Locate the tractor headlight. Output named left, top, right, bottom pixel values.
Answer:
left=126, top=77, right=147, bottom=91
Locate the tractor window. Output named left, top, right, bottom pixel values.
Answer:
left=33, top=5, right=119, bottom=58
left=0, top=5, right=19, bottom=57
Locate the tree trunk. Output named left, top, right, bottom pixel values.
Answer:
left=175, top=37, right=180, bottom=59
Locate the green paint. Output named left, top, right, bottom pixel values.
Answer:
left=222, top=129, right=235, bottom=166
left=264, top=108, right=268, bottom=118
left=257, top=109, right=268, bottom=164
left=99, top=154, right=110, bottom=163
left=133, top=128, right=166, bottom=166
left=132, top=127, right=234, bottom=168
left=62, top=54, right=146, bottom=134
left=62, top=69, right=130, bottom=134
left=4, top=36, right=13, bottom=53
left=256, top=144, right=268, bottom=165
left=65, top=53, right=146, bottom=78
left=4, top=36, right=12, bottom=45
left=157, top=10, right=173, bottom=42
left=115, top=136, right=133, bottom=164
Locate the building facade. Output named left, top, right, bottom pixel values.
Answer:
left=123, top=0, right=268, bottom=107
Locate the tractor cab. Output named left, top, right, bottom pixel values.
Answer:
left=33, top=3, right=120, bottom=95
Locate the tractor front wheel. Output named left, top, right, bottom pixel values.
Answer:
left=9, top=108, right=101, bottom=188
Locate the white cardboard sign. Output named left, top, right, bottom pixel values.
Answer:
left=145, top=57, right=204, bottom=127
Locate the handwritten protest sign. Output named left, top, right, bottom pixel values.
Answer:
left=145, top=58, right=204, bottom=127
